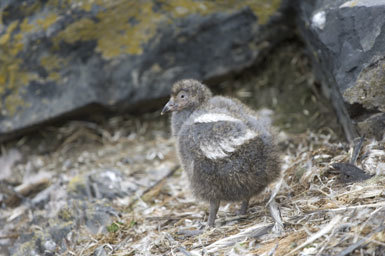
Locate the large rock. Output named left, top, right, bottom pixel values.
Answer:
left=0, top=0, right=291, bottom=141
left=296, top=0, right=385, bottom=141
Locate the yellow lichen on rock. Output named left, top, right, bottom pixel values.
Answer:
left=0, top=21, right=19, bottom=46
left=20, top=18, right=36, bottom=33
left=0, top=11, right=62, bottom=115
left=39, top=54, right=68, bottom=82
left=67, top=174, right=87, bottom=193
left=4, top=93, right=28, bottom=116
left=54, top=0, right=281, bottom=59
left=0, top=19, right=32, bottom=115
left=246, top=0, right=282, bottom=24
left=161, top=0, right=281, bottom=23
left=36, top=13, right=59, bottom=30
left=0, top=0, right=282, bottom=117
left=161, top=0, right=212, bottom=18
left=344, top=59, right=385, bottom=112
left=54, top=1, right=165, bottom=58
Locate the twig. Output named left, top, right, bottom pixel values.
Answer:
left=15, top=173, right=52, bottom=197
left=336, top=225, right=385, bottom=256
left=177, top=246, right=193, bottom=256
left=176, top=229, right=204, bottom=237
left=327, top=202, right=385, bottom=212
left=267, top=242, right=278, bottom=256
left=354, top=234, right=385, bottom=247
left=193, top=223, right=273, bottom=253
left=350, top=136, right=364, bottom=164
left=288, top=202, right=385, bottom=220
left=266, top=176, right=283, bottom=206
left=220, top=214, right=248, bottom=224
left=142, top=165, right=179, bottom=195
left=146, top=213, right=201, bottom=221
left=269, top=200, right=284, bottom=235
left=128, top=165, right=180, bottom=208
left=287, top=215, right=342, bottom=255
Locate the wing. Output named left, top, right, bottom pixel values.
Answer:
left=209, top=97, right=272, bottom=138
left=191, top=113, right=258, bottom=160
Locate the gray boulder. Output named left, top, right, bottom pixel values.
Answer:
left=296, top=0, right=385, bottom=141
left=0, top=1, right=292, bottom=141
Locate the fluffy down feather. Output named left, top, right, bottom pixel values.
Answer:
left=162, top=79, right=281, bottom=227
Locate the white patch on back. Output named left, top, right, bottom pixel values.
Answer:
left=194, top=113, right=240, bottom=123
left=200, top=129, right=258, bottom=160
left=200, top=144, right=228, bottom=159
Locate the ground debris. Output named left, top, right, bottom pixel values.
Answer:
left=1, top=42, right=384, bottom=256
left=331, top=162, right=372, bottom=183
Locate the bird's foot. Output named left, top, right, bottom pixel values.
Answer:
left=208, top=200, right=220, bottom=227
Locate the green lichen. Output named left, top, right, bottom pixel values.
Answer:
left=107, top=222, right=122, bottom=233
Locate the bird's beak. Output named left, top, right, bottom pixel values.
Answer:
left=161, top=99, right=176, bottom=115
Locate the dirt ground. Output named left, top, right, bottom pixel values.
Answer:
left=1, top=41, right=385, bottom=256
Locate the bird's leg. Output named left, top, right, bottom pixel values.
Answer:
left=208, top=200, right=220, bottom=227
left=238, top=199, right=249, bottom=215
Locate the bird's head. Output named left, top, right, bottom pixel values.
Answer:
left=161, top=79, right=212, bottom=115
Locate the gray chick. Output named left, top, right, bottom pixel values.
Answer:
left=161, top=79, right=281, bottom=227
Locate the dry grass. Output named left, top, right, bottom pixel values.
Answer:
left=52, top=120, right=384, bottom=255
left=12, top=110, right=380, bottom=256
left=1, top=42, right=384, bottom=256
left=88, top=129, right=384, bottom=256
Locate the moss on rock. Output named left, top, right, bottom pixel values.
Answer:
left=343, top=58, right=385, bottom=112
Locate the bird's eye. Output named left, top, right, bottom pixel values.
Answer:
left=180, top=94, right=185, bottom=99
